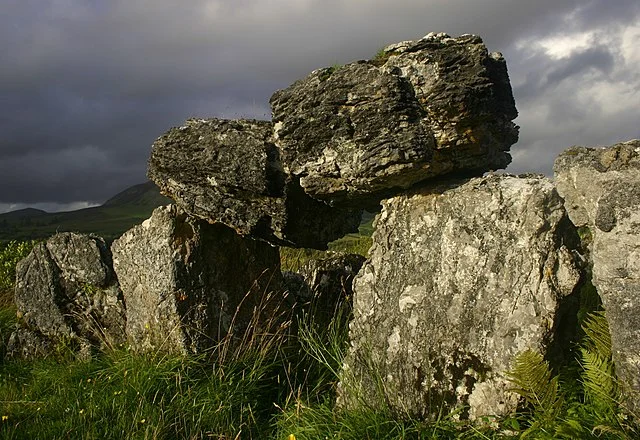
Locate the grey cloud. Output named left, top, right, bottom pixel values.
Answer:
left=545, top=46, right=615, bottom=84
left=512, top=45, right=617, bottom=104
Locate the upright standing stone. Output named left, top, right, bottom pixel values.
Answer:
left=554, top=140, right=640, bottom=412
left=339, top=175, right=581, bottom=420
left=111, top=205, right=283, bottom=354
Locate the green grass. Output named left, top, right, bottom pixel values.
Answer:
left=1, top=223, right=639, bottom=438
left=1, top=299, right=639, bottom=439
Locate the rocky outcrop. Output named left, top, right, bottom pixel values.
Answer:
left=148, top=118, right=362, bottom=249
left=554, top=140, right=640, bottom=412
left=10, top=233, right=126, bottom=359
left=111, top=204, right=284, bottom=354
left=339, top=175, right=582, bottom=420
left=270, top=33, right=518, bottom=207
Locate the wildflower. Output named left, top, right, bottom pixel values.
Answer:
left=288, top=435, right=296, bottom=440
left=79, top=409, right=85, bottom=414
left=140, top=419, right=146, bottom=424
left=2, top=415, right=8, bottom=421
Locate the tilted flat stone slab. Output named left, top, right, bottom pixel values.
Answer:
left=554, top=139, right=640, bottom=412
left=338, top=175, right=581, bottom=420
left=148, top=118, right=361, bottom=249
left=270, top=33, right=518, bottom=207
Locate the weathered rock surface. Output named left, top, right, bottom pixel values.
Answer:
left=10, top=233, right=126, bottom=358
left=554, top=140, right=640, bottom=412
left=339, top=175, right=582, bottom=420
left=270, top=33, right=518, bottom=207
left=148, top=118, right=362, bottom=249
left=284, top=252, right=366, bottom=325
left=111, top=204, right=284, bottom=354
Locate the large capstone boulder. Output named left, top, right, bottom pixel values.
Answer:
left=270, top=33, right=518, bottom=207
left=111, top=204, right=284, bottom=354
left=10, top=233, right=126, bottom=359
left=338, top=175, right=582, bottom=420
left=554, top=140, right=640, bottom=412
left=148, top=118, right=362, bottom=249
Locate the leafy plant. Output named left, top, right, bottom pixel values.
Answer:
left=0, top=241, right=36, bottom=308
left=507, top=311, right=638, bottom=439
left=0, top=241, right=36, bottom=292
left=506, top=349, right=564, bottom=438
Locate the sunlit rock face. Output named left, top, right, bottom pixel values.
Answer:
left=554, top=139, right=640, bottom=413
left=270, top=33, right=518, bottom=208
left=339, top=174, right=581, bottom=420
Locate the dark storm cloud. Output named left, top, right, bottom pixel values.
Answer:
left=1, top=0, right=639, bottom=211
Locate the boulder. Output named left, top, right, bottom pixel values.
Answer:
left=338, top=175, right=582, bottom=420
left=10, top=233, right=126, bottom=358
left=148, top=118, right=362, bottom=249
left=111, top=204, right=284, bottom=354
left=554, top=140, right=640, bottom=412
left=270, top=33, right=518, bottom=207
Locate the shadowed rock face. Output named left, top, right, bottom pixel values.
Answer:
left=111, top=205, right=284, bottom=354
left=270, top=33, right=518, bottom=207
left=554, top=140, right=640, bottom=412
left=10, top=233, right=126, bottom=359
left=338, top=175, right=581, bottom=420
left=148, top=118, right=362, bottom=249
left=284, top=252, right=366, bottom=328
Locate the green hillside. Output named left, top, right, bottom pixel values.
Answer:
left=0, top=182, right=172, bottom=244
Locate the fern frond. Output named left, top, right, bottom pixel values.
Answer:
left=506, top=349, right=563, bottom=414
left=581, top=348, right=618, bottom=410
left=581, top=311, right=612, bottom=358
left=580, top=311, right=620, bottom=411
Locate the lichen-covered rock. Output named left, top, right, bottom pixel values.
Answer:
left=6, top=328, right=55, bottom=360
left=339, top=175, right=581, bottom=420
left=270, top=33, right=518, bottom=207
left=554, top=140, right=640, bottom=412
left=284, top=252, right=366, bottom=326
left=10, top=233, right=126, bottom=358
left=148, top=118, right=362, bottom=249
left=111, top=204, right=284, bottom=354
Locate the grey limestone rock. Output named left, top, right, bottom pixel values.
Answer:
left=148, top=118, right=362, bottom=249
left=111, top=204, right=284, bottom=354
left=554, top=139, right=640, bottom=412
left=339, top=175, right=581, bottom=420
left=10, top=232, right=126, bottom=358
left=270, top=33, right=518, bottom=207
left=284, top=252, right=366, bottom=326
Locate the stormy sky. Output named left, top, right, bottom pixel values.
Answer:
left=1, top=0, right=639, bottom=213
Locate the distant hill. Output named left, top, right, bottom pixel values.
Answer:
left=102, top=181, right=172, bottom=207
left=0, top=208, right=48, bottom=221
left=0, top=182, right=172, bottom=244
